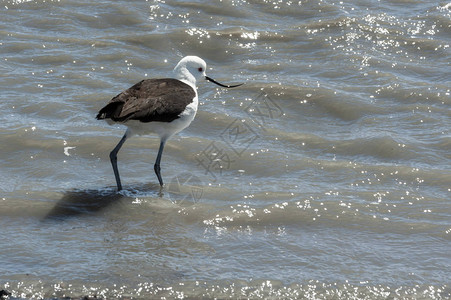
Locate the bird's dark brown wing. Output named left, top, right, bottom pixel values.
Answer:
left=96, top=78, right=196, bottom=123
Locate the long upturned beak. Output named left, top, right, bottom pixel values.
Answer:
left=205, top=76, right=244, bottom=88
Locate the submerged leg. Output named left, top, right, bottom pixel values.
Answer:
left=154, top=140, right=166, bottom=187
left=110, top=131, right=129, bottom=191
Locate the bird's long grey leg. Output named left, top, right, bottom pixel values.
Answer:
left=110, top=131, right=129, bottom=191
left=154, top=140, right=166, bottom=187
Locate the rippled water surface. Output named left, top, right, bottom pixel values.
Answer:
left=1, top=0, right=450, bottom=298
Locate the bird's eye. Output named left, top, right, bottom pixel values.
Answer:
left=198, top=67, right=203, bottom=72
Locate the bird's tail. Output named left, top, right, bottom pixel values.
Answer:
left=96, top=102, right=123, bottom=120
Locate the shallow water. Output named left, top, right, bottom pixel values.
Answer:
left=1, top=0, right=450, bottom=298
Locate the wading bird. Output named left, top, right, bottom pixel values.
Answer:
left=96, top=56, right=242, bottom=191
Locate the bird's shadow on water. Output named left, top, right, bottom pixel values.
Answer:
left=44, top=184, right=162, bottom=221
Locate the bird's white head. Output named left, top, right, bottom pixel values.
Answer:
left=173, top=56, right=207, bottom=88
left=173, top=55, right=244, bottom=90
